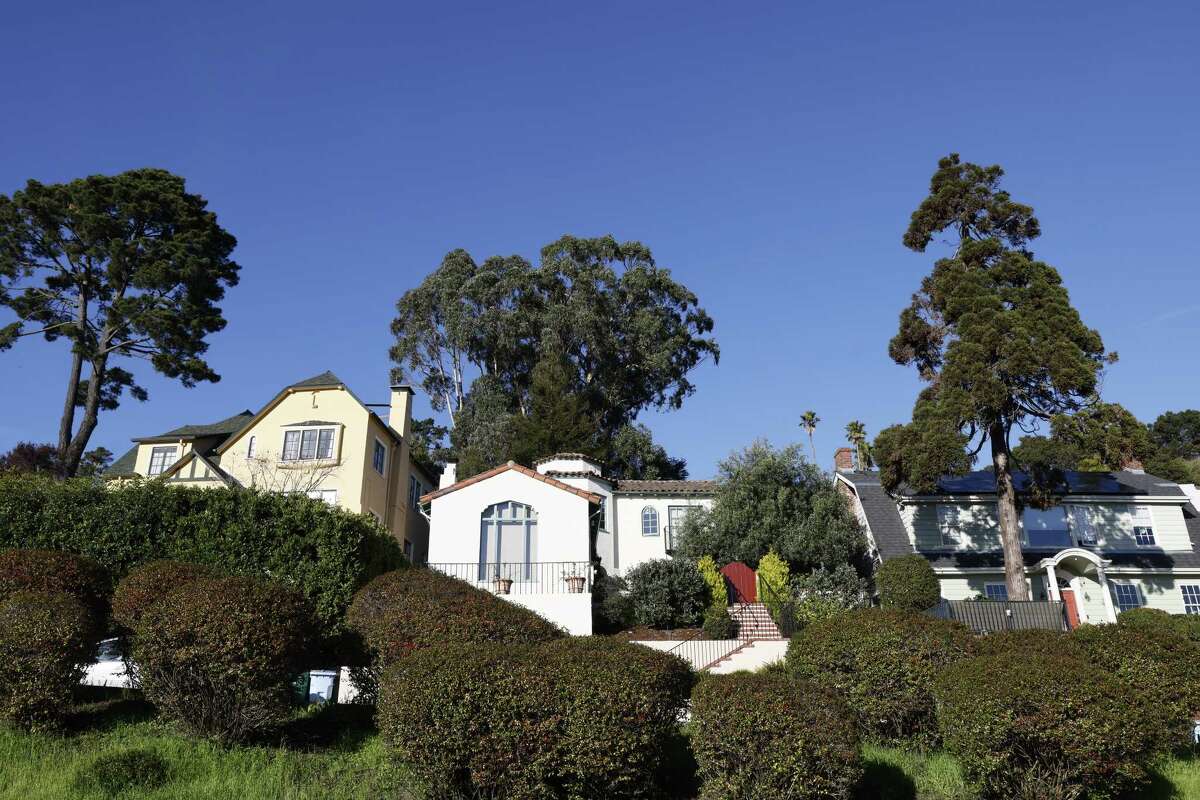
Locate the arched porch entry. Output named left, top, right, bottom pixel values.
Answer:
left=1036, top=548, right=1117, bottom=627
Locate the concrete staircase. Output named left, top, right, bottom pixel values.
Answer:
left=728, top=602, right=784, bottom=640
left=708, top=639, right=790, bottom=673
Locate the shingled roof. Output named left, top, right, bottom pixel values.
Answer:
left=836, top=471, right=914, bottom=560
left=133, top=410, right=256, bottom=442
left=287, top=371, right=345, bottom=389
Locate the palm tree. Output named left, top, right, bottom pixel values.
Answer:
left=800, top=411, right=820, bottom=464
left=845, top=420, right=873, bottom=470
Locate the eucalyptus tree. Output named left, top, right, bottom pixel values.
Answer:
left=0, top=169, right=240, bottom=476
left=799, top=410, right=820, bottom=464
left=873, top=155, right=1112, bottom=600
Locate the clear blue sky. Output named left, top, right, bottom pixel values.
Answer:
left=2, top=1, right=1198, bottom=478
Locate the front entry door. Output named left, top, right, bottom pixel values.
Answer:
left=1060, top=588, right=1081, bottom=629
left=721, top=562, right=757, bottom=603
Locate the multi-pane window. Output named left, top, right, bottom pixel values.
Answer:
left=641, top=507, right=660, bottom=537
left=409, top=475, right=422, bottom=510
left=984, top=583, right=1009, bottom=601
left=147, top=446, right=177, bottom=476
left=667, top=506, right=692, bottom=551
left=936, top=504, right=964, bottom=547
left=479, top=501, right=537, bottom=580
left=1067, top=504, right=1098, bottom=546
left=1112, top=583, right=1143, bottom=613
left=372, top=439, right=387, bottom=475
left=1132, top=505, right=1156, bottom=546
left=1182, top=585, right=1200, bottom=615
left=1022, top=506, right=1071, bottom=549
left=282, top=427, right=335, bottom=461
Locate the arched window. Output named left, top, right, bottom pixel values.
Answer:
left=641, top=506, right=660, bottom=537
left=480, top=501, right=538, bottom=580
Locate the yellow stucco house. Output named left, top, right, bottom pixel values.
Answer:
left=106, top=371, right=434, bottom=562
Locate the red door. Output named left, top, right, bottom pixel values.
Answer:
left=1060, top=588, right=1081, bottom=629
left=721, top=562, right=757, bottom=603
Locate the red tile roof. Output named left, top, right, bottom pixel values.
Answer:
left=419, top=461, right=603, bottom=505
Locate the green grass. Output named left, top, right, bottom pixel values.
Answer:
left=0, top=691, right=416, bottom=800
left=860, top=742, right=1200, bottom=800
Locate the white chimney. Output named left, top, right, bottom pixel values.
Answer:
left=439, top=461, right=458, bottom=490
left=388, top=385, right=413, bottom=439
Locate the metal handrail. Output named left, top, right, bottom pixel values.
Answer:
left=427, top=561, right=593, bottom=595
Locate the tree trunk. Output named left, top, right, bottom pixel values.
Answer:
left=990, top=421, right=1030, bottom=600
left=56, top=296, right=89, bottom=474
left=61, top=356, right=106, bottom=477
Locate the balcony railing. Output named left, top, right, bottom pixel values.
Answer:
left=427, top=561, right=594, bottom=595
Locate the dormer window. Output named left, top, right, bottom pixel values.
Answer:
left=147, top=446, right=178, bottom=476
left=282, top=427, right=335, bottom=461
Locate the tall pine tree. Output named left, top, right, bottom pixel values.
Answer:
left=508, top=348, right=602, bottom=466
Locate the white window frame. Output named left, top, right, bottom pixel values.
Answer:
left=372, top=437, right=387, bottom=475
left=306, top=488, right=338, bottom=505
left=1067, top=504, right=1098, bottom=546
left=936, top=504, right=964, bottom=548
left=1132, top=505, right=1156, bottom=547
left=1112, top=583, right=1143, bottom=613
left=984, top=583, right=1009, bottom=602
left=147, top=446, right=178, bottom=476
left=281, top=426, right=337, bottom=462
left=1182, top=585, right=1200, bottom=615
left=641, top=506, right=660, bottom=537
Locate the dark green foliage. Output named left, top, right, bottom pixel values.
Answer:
left=972, top=628, right=1087, bottom=659
left=1151, top=410, right=1200, bottom=459
left=935, top=651, right=1165, bottom=800
left=674, top=441, right=867, bottom=571
left=1071, top=620, right=1200, bottom=746
left=787, top=608, right=973, bottom=744
left=702, top=607, right=735, bottom=640
left=408, top=417, right=450, bottom=477
left=878, top=154, right=1112, bottom=599
left=347, top=568, right=563, bottom=667
left=0, top=169, right=240, bottom=475
left=875, top=555, right=941, bottom=612
left=592, top=572, right=635, bottom=633
left=607, top=422, right=688, bottom=480
left=447, top=374, right=518, bottom=478
left=130, top=575, right=314, bottom=742
left=690, top=672, right=861, bottom=800
left=0, top=474, right=401, bottom=630
left=0, top=590, right=97, bottom=731
left=73, top=749, right=170, bottom=797
left=625, top=558, right=709, bottom=629
left=508, top=347, right=603, bottom=467
left=0, top=547, right=110, bottom=619
left=378, top=637, right=694, bottom=799
left=111, top=560, right=219, bottom=631
left=0, top=442, right=61, bottom=474
left=389, top=235, right=716, bottom=476
left=1011, top=403, right=1152, bottom=473
left=1117, top=606, right=1200, bottom=642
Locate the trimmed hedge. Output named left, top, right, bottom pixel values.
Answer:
left=0, top=590, right=97, bottom=731
left=131, top=575, right=314, bottom=741
left=111, top=560, right=219, bottom=630
left=875, top=554, right=940, bottom=612
left=379, top=637, right=694, bottom=799
left=935, top=651, right=1166, bottom=800
left=786, top=608, right=973, bottom=744
left=972, top=628, right=1087, bottom=659
left=691, top=671, right=861, bottom=800
left=593, top=572, right=635, bottom=634
left=697, top=555, right=727, bottom=609
left=1071, top=621, right=1200, bottom=746
left=0, top=548, right=110, bottom=619
left=0, top=474, right=403, bottom=629
left=626, top=558, right=709, bottom=629
left=1117, top=606, right=1200, bottom=643
left=702, top=607, right=736, bottom=640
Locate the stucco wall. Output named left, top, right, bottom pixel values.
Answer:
left=612, top=494, right=712, bottom=575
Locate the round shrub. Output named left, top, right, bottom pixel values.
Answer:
left=691, top=671, right=861, bottom=800
left=702, top=607, right=736, bottom=640
left=1071, top=621, right=1200, bottom=746
left=972, top=628, right=1087, bottom=659
left=626, top=558, right=709, bottom=629
left=697, top=555, right=727, bottom=609
left=875, top=554, right=940, bottom=612
left=1117, top=606, right=1200, bottom=642
left=132, top=575, right=314, bottom=741
left=0, top=547, right=110, bottom=619
left=0, top=590, right=97, bottom=731
left=935, top=651, right=1166, bottom=800
left=787, top=608, right=973, bottom=744
left=73, top=748, right=170, bottom=797
left=379, top=637, right=694, bottom=799
left=593, top=572, right=634, bottom=634
left=111, top=560, right=219, bottom=630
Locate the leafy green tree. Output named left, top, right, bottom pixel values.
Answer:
left=77, top=447, right=112, bottom=478
left=390, top=235, right=716, bottom=470
left=448, top=375, right=518, bottom=479
left=799, top=411, right=820, bottom=464
left=874, top=155, right=1111, bottom=600
left=845, top=420, right=873, bottom=470
left=408, top=418, right=451, bottom=478
left=1150, top=410, right=1200, bottom=460
left=607, top=423, right=688, bottom=480
left=0, top=169, right=240, bottom=476
left=675, top=441, right=867, bottom=572
left=508, top=348, right=603, bottom=467
left=1012, top=403, right=1152, bottom=473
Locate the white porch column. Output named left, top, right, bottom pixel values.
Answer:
left=1045, top=563, right=1061, bottom=602
left=1096, top=564, right=1118, bottom=624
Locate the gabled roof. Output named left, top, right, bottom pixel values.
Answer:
left=287, top=370, right=345, bottom=389
left=156, top=450, right=234, bottom=485
left=106, top=445, right=139, bottom=478
left=420, top=461, right=603, bottom=505
left=892, top=469, right=1186, bottom=498
left=834, top=471, right=914, bottom=560
left=614, top=479, right=717, bottom=495
left=132, top=410, right=256, bottom=443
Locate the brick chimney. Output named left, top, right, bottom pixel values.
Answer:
left=834, top=447, right=855, bottom=472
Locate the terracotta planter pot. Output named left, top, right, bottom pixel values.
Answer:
left=564, top=575, right=587, bottom=594
left=493, top=577, right=513, bottom=595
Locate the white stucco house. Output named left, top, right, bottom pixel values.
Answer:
left=420, top=453, right=715, bottom=634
